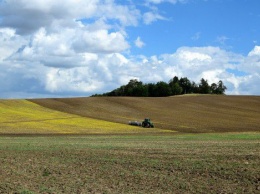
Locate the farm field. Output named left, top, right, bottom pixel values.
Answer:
left=0, top=95, right=259, bottom=193
left=0, top=133, right=259, bottom=193
left=30, top=95, right=260, bottom=133
left=0, top=99, right=170, bottom=134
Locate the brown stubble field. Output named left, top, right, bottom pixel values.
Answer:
left=30, top=95, right=260, bottom=133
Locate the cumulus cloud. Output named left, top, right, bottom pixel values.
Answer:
left=72, top=29, right=129, bottom=53
left=238, top=46, right=260, bottom=74
left=45, top=67, right=103, bottom=93
left=0, top=0, right=140, bottom=34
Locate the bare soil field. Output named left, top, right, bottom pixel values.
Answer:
left=0, top=133, right=259, bottom=194
left=31, top=95, right=260, bottom=133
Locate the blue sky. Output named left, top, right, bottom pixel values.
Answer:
left=129, top=0, right=260, bottom=55
left=0, top=0, right=260, bottom=98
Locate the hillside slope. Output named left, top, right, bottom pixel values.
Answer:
left=0, top=100, right=169, bottom=134
left=30, top=95, right=260, bottom=133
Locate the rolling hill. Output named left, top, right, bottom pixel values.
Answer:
left=29, top=95, right=260, bottom=133
left=0, top=99, right=169, bottom=134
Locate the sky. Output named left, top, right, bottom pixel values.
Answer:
left=0, top=0, right=260, bottom=99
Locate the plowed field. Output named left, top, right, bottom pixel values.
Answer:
left=30, top=95, right=260, bottom=133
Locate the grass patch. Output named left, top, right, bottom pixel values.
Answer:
left=174, top=132, right=260, bottom=140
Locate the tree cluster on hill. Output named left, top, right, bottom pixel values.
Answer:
left=92, top=76, right=227, bottom=97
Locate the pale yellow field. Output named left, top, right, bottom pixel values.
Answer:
left=0, top=100, right=171, bottom=134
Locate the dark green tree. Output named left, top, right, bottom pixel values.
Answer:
left=169, top=76, right=182, bottom=95
left=199, top=78, right=210, bottom=94
left=171, top=82, right=183, bottom=95
left=210, top=80, right=227, bottom=94
left=123, top=79, right=145, bottom=96
left=210, top=83, right=218, bottom=94
left=179, top=77, right=192, bottom=94
left=191, top=81, right=199, bottom=93
left=147, top=83, right=157, bottom=97
left=169, top=76, right=179, bottom=86
left=155, top=81, right=172, bottom=97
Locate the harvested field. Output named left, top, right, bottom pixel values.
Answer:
left=0, top=133, right=259, bottom=193
left=30, top=95, right=260, bottom=133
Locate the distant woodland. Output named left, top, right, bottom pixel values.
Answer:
left=92, top=76, right=227, bottom=97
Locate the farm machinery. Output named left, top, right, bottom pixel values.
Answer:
left=129, top=118, right=154, bottom=128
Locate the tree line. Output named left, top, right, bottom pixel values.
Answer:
left=92, top=76, right=227, bottom=97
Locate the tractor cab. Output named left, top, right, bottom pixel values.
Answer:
left=142, top=118, right=154, bottom=128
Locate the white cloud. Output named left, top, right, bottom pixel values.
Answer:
left=239, top=46, right=260, bottom=75
left=0, top=28, right=27, bottom=60
left=45, top=67, right=103, bottom=93
left=143, top=12, right=166, bottom=24
left=248, top=45, right=260, bottom=56
left=72, top=29, right=129, bottom=53
left=135, top=36, right=145, bottom=48
left=178, top=50, right=212, bottom=62
left=239, top=74, right=260, bottom=95
left=0, top=0, right=140, bottom=34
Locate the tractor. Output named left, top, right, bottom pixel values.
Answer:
left=142, top=118, right=154, bottom=128
left=129, top=118, right=154, bottom=128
